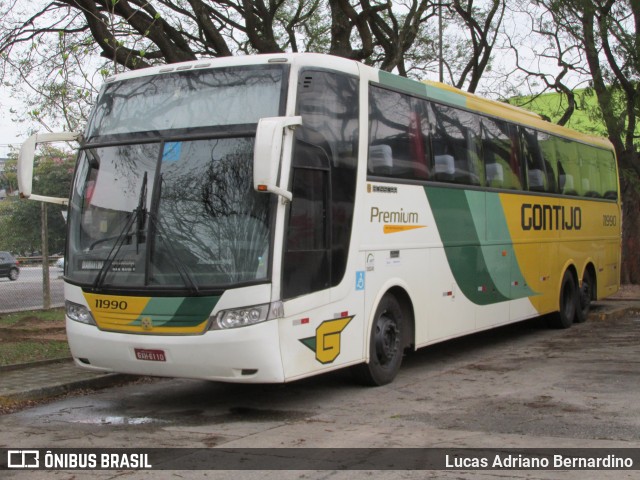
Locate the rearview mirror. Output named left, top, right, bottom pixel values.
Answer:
left=18, top=132, right=81, bottom=205
left=253, top=116, right=302, bottom=202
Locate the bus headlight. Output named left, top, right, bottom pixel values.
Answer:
left=66, top=300, right=97, bottom=326
left=210, top=301, right=283, bottom=330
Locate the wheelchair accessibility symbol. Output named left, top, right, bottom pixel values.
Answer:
left=356, top=271, right=365, bottom=291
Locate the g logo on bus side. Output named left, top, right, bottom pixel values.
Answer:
left=299, top=316, right=354, bottom=364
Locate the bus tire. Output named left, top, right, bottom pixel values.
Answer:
left=353, top=294, right=404, bottom=386
left=551, top=270, right=577, bottom=329
left=575, top=270, right=593, bottom=324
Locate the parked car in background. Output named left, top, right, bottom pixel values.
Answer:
left=55, top=257, right=65, bottom=270
left=0, top=251, right=20, bottom=281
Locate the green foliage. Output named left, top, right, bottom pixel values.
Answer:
left=0, top=155, right=17, bottom=192
left=0, top=147, right=75, bottom=255
left=0, top=341, right=70, bottom=366
left=510, top=86, right=640, bottom=147
left=0, top=311, right=67, bottom=366
left=0, top=308, right=64, bottom=327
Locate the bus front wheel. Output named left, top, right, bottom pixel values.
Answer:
left=353, top=294, right=404, bottom=386
left=551, top=270, right=578, bottom=329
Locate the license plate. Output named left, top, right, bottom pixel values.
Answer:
left=134, top=348, right=166, bottom=362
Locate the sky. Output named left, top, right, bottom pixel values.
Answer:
left=0, top=84, right=25, bottom=158
left=0, top=2, right=585, bottom=160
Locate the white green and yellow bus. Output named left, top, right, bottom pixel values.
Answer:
left=18, top=53, right=621, bottom=385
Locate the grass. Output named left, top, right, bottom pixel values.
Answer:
left=0, top=308, right=64, bottom=326
left=0, top=308, right=69, bottom=366
left=0, top=341, right=70, bottom=366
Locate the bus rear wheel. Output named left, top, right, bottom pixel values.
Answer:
left=353, top=294, right=404, bottom=386
left=551, top=270, right=578, bottom=329
left=575, top=271, right=593, bottom=324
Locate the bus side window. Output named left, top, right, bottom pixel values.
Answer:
left=520, top=127, right=549, bottom=192
left=598, top=149, right=619, bottom=200
left=556, top=138, right=580, bottom=195
left=537, top=132, right=558, bottom=193
left=368, top=85, right=431, bottom=180
left=429, top=103, right=483, bottom=186
left=481, top=117, right=522, bottom=190
left=579, top=144, right=602, bottom=198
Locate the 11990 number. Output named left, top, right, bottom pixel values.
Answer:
left=95, top=299, right=128, bottom=310
left=603, top=214, right=617, bottom=227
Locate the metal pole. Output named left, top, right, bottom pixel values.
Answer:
left=41, top=202, right=51, bottom=309
left=439, top=1, right=444, bottom=83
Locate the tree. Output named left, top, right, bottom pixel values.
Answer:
left=0, top=1, right=504, bottom=132
left=0, top=147, right=75, bottom=255
left=2, top=0, right=639, bottom=282
left=506, top=0, right=640, bottom=283
left=447, top=0, right=506, bottom=92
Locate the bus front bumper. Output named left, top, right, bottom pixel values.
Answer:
left=66, top=318, right=285, bottom=383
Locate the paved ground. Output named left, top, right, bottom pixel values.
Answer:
left=0, top=297, right=639, bottom=479
left=0, top=298, right=636, bottom=407
left=0, top=359, right=131, bottom=403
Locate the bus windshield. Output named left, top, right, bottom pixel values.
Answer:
left=66, top=65, right=285, bottom=292
left=86, top=65, right=285, bottom=139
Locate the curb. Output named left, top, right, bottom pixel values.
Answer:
left=0, top=372, right=137, bottom=403
left=589, top=301, right=640, bottom=322
left=0, top=357, right=71, bottom=373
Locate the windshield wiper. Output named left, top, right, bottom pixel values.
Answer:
left=87, top=172, right=148, bottom=252
left=92, top=172, right=148, bottom=289
left=136, top=172, right=148, bottom=249
left=147, top=174, right=199, bottom=294
left=91, top=209, right=138, bottom=289
left=148, top=213, right=200, bottom=294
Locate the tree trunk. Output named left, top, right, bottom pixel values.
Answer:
left=620, top=173, right=640, bottom=284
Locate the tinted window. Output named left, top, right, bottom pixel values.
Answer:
left=578, top=144, right=602, bottom=197
left=287, top=168, right=328, bottom=251
left=598, top=149, right=619, bottom=200
left=556, top=138, right=581, bottom=195
left=283, top=70, right=359, bottom=299
left=482, top=118, right=522, bottom=190
left=368, top=86, right=430, bottom=180
left=430, top=104, right=483, bottom=185
left=537, top=132, right=559, bottom=193
left=520, top=127, right=551, bottom=192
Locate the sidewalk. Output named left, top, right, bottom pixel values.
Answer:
left=0, top=358, right=134, bottom=403
left=0, top=299, right=638, bottom=406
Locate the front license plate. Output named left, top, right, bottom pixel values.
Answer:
left=134, top=348, right=166, bottom=362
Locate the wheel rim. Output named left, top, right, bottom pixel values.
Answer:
left=374, top=313, right=399, bottom=366
left=9, top=269, right=17, bottom=280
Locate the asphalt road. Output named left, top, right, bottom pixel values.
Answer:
left=0, top=266, right=64, bottom=312
left=1, top=305, right=639, bottom=479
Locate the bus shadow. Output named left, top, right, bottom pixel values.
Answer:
left=399, top=314, right=553, bottom=374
